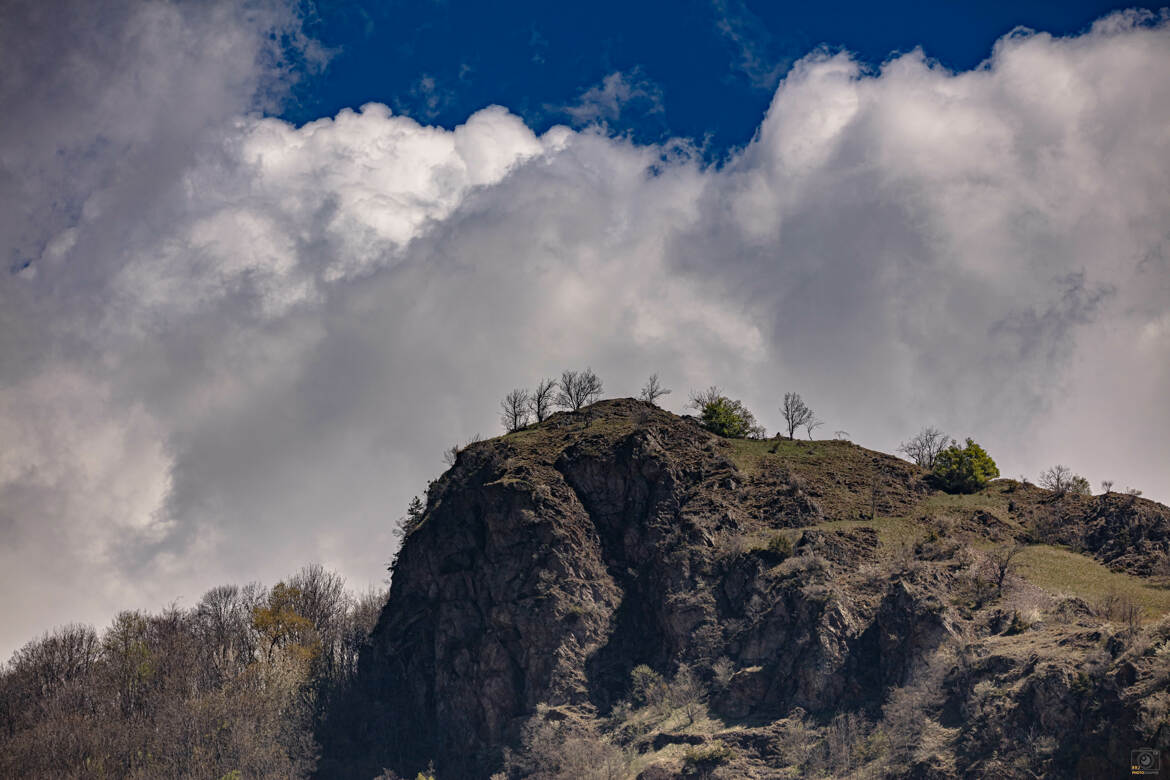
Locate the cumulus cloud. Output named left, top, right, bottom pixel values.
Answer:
left=2, top=4, right=1169, bottom=657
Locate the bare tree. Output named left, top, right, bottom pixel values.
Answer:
left=442, top=433, right=482, bottom=467
left=781, top=392, right=814, bottom=439
left=986, top=542, right=1025, bottom=593
left=500, top=388, right=531, bottom=432
left=1038, top=465, right=1090, bottom=496
left=804, top=416, right=823, bottom=440
left=834, top=430, right=850, bottom=441
left=556, top=368, right=603, bottom=411
left=288, top=564, right=348, bottom=676
left=529, top=378, right=557, bottom=422
left=1100, top=480, right=1114, bottom=494
left=688, top=385, right=723, bottom=410
left=669, top=664, right=706, bottom=725
left=898, top=426, right=948, bottom=469
left=639, top=373, right=671, bottom=405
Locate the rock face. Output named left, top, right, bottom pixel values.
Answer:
left=317, top=399, right=1170, bottom=779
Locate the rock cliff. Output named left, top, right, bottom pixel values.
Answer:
left=318, top=399, right=1170, bottom=779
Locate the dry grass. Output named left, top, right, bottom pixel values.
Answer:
left=1015, top=545, right=1170, bottom=619
left=811, top=516, right=921, bottom=549
left=726, top=438, right=871, bottom=477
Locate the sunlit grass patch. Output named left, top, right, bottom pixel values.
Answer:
left=1016, top=545, right=1170, bottom=618
left=811, top=516, right=921, bottom=548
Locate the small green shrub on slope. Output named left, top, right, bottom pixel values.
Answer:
left=699, top=396, right=765, bottom=438
left=931, top=438, right=999, bottom=494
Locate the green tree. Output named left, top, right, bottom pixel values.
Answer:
left=931, top=438, right=999, bottom=493
left=697, top=396, right=765, bottom=438
left=252, top=583, right=318, bottom=663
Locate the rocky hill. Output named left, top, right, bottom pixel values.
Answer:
left=317, top=398, right=1170, bottom=779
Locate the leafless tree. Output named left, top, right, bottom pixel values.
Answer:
left=0, top=563, right=380, bottom=780
left=669, top=664, right=707, bottom=724
left=834, top=430, right=850, bottom=441
left=804, top=416, right=823, bottom=440
left=289, top=564, right=349, bottom=682
left=442, top=444, right=459, bottom=467
left=442, top=433, right=483, bottom=467
left=556, top=368, right=603, bottom=411
left=688, top=385, right=723, bottom=410
left=1038, top=465, right=1090, bottom=496
left=529, top=378, right=557, bottom=422
left=987, top=542, right=1026, bottom=594
left=337, top=586, right=387, bottom=682
left=1100, top=480, right=1114, bottom=494
left=898, top=426, right=948, bottom=469
left=1094, top=592, right=1142, bottom=632
left=639, top=373, right=671, bottom=405
left=500, top=388, right=531, bottom=432
left=781, top=392, right=814, bottom=439
left=194, top=584, right=258, bottom=685
left=8, top=624, right=101, bottom=698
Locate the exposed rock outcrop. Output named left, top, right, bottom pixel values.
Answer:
left=317, top=399, right=1170, bottom=779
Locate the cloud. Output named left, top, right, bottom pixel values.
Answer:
left=2, top=5, right=1169, bottom=658
left=559, top=69, right=665, bottom=126
left=396, top=73, right=458, bottom=120
left=711, top=0, right=786, bottom=89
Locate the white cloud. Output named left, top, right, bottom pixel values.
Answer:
left=2, top=4, right=1169, bottom=659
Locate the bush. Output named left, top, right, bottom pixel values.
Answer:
left=931, top=438, right=999, bottom=494
left=682, top=741, right=733, bottom=769
left=698, top=396, right=765, bottom=438
left=629, top=664, right=667, bottom=708
left=766, top=533, right=793, bottom=561
left=1038, top=465, right=1091, bottom=497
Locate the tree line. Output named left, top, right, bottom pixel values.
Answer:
left=496, top=367, right=1132, bottom=499
left=497, top=369, right=827, bottom=445
left=0, top=565, right=384, bottom=779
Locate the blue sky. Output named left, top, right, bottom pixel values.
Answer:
left=284, top=0, right=1164, bottom=155
left=1, top=0, right=1168, bottom=658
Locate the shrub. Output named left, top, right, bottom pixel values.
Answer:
left=698, top=396, right=765, bottom=438
left=682, top=741, right=733, bottom=769
left=629, top=664, right=667, bottom=708
left=1094, top=592, right=1141, bottom=632
left=1038, top=465, right=1091, bottom=497
left=931, top=438, right=999, bottom=494
left=766, top=533, right=793, bottom=560
left=710, top=657, right=735, bottom=692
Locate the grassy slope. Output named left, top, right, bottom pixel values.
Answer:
left=726, top=435, right=1170, bottom=620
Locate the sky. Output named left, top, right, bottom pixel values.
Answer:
left=1, top=0, right=1168, bottom=659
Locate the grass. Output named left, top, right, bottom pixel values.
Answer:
left=1016, top=545, right=1170, bottom=618
left=725, top=437, right=847, bottom=476
left=810, top=516, right=921, bottom=548
left=917, top=485, right=1012, bottom=516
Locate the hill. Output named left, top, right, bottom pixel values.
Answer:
left=318, top=398, right=1170, bottom=779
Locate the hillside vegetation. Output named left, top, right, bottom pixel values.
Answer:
left=0, top=566, right=384, bottom=779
